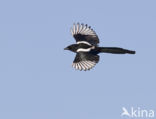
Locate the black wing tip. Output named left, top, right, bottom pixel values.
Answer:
left=73, top=22, right=88, bottom=26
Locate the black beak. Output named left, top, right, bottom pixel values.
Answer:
left=64, top=47, right=69, bottom=50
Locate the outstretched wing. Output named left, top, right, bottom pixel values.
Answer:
left=70, top=23, right=99, bottom=46
left=72, top=52, right=99, bottom=71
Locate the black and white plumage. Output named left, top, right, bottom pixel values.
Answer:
left=64, top=23, right=135, bottom=71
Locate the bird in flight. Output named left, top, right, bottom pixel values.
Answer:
left=64, top=23, right=135, bottom=71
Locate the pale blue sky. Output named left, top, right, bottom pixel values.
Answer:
left=0, top=0, right=156, bottom=119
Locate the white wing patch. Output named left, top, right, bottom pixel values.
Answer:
left=77, top=41, right=92, bottom=46
left=71, top=23, right=97, bottom=36
left=72, top=61, right=96, bottom=71
left=76, top=46, right=95, bottom=52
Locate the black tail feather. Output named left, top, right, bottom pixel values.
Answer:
left=99, top=47, right=135, bottom=54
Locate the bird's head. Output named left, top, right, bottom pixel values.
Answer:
left=64, top=44, right=78, bottom=52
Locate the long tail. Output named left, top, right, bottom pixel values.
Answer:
left=98, top=47, right=135, bottom=54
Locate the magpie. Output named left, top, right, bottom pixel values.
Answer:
left=64, top=23, right=135, bottom=71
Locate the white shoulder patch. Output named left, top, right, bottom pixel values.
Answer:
left=76, top=46, right=95, bottom=53
left=77, top=41, right=92, bottom=46
left=76, top=48, right=92, bottom=52
left=71, top=23, right=97, bottom=36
